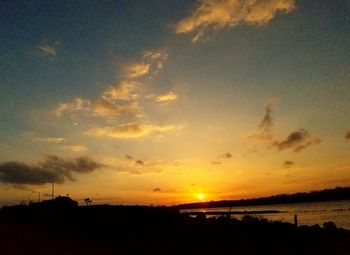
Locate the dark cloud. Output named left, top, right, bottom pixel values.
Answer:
left=153, top=188, right=161, bottom=192
left=0, top=155, right=105, bottom=186
left=259, top=99, right=274, bottom=134
left=219, top=152, right=232, bottom=159
left=346, top=131, right=350, bottom=139
left=135, top=160, right=144, bottom=165
left=283, top=160, right=295, bottom=168
left=125, top=155, right=133, bottom=160
left=274, top=129, right=321, bottom=152
left=252, top=100, right=321, bottom=153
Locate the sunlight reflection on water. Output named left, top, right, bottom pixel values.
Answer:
left=181, top=200, right=350, bottom=229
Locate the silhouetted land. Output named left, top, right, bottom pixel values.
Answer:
left=173, top=187, right=350, bottom=210
left=1, top=196, right=350, bottom=255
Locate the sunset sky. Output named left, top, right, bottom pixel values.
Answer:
left=1, top=0, right=349, bottom=206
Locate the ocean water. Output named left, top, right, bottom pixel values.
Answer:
left=181, top=200, right=350, bottom=230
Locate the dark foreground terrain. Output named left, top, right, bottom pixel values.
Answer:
left=1, top=201, right=350, bottom=255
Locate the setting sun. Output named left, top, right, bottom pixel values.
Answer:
left=197, top=194, right=204, bottom=200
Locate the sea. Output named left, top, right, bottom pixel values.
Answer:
left=181, top=200, right=350, bottom=230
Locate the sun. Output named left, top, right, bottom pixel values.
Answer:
left=197, top=193, right=204, bottom=200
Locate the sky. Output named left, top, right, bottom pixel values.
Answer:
left=0, top=0, right=349, bottom=206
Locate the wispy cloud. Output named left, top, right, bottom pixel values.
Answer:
left=283, top=160, right=294, bottom=168
left=93, top=98, right=141, bottom=119
left=346, top=131, right=350, bottom=139
left=218, top=152, right=232, bottom=159
left=52, top=49, right=178, bottom=138
left=274, top=129, right=321, bottom=152
left=155, top=91, right=178, bottom=103
left=103, top=81, right=139, bottom=101
left=85, top=123, right=177, bottom=139
left=36, top=41, right=60, bottom=59
left=33, top=137, right=65, bottom=144
left=104, top=155, right=182, bottom=175
left=53, top=98, right=91, bottom=117
left=124, top=49, right=168, bottom=78
left=62, top=145, right=88, bottom=153
left=252, top=100, right=321, bottom=152
left=0, top=155, right=104, bottom=186
left=176, top=0, right=296, bottom=42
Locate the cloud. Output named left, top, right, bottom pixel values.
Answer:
left=176, top=0, right=296, bottom=42
left=37, top=42, right=59, bottom=59
left=0, top=155, right=104, bottom=186
left=283, top=160, right=294, bottom=168
left=155, top=91, right=178, bottom=103
left=153, top=187, right=161, bottom=192
left=62, top=145, right=88, bottom=153
left=212, top=161, right=222, bottom=165
left=33, top=137, right=65, bottom=143
left=53, top=98, right=91, bottom=117
left=103, top=155, right=182, bottom=175
left=274, top=129, right=321, bottom=152
left=125, top=155, right=134, bottom=160
left=85, top=123, right=177, bottom=139
left=135, top=160, right=144, bottom=165
left=252, top=100, right=321, bottom=152
left=103, top=81, right=139, bottom=101
left=124, top=49, right=168, bottom=78
left=346, top=131, right=350, bottom=139
left=93, top=98, right=141, bottom=119
left=218, top=152, right=232, bottom=159
left=125, top=63, right=150, bottom=78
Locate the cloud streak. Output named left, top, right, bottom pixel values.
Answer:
left=85, top=123, right=177, bottom=139
left=155, top=91, right=178, bottom=103
left=176, top=0, right=296, bottom=42
left=0, top=155, right=105, bottom=186
left=37, top=41, right=60, bottom=59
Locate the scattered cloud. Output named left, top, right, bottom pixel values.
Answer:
left=274, top=129, right=321, bottom=152
left=212, top=161, right=222, bottom=165
left=103, top=81, right=139, bottom=101
left=176, top=0, right=296, bottom=42
left=153, top=187, right=161, bottom=192
left=124, top=49, right=168, bottom=78
left=52, top=49, right=177, bottom=138
left=283, top=160, right=294, bottom=168
left=218, top=152, right=232, bottom=159
left=62, top=145, right=88, bottom=153
left=103, top=155, right=182, bottom=175
left=0, top=155, right=104, bottom=186
left=53, top=98, right=91, bottom=117
left=85, top=123, right=177, bottom=139
left=33, top=137, right=65, bottom=144
left=125, top=63, right=150, bottom=78
left=135, top=160, right=144, bottom=165
left=155, top=91, right=178, bottom=103
left=93, top=98, right=141, bottom=119
left=37, top=41, right=60, bottom=59
left=252, top=100, right=321, bottom=152
left=346, top=131, right=350, bottom=139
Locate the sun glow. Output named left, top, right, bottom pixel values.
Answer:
left=197, top=193, right=204, bottom=200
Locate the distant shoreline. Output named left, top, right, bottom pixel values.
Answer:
left=172, top=187, right=350, bottom=210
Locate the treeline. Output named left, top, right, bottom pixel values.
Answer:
left=172, top=187, right=350, bottom=210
